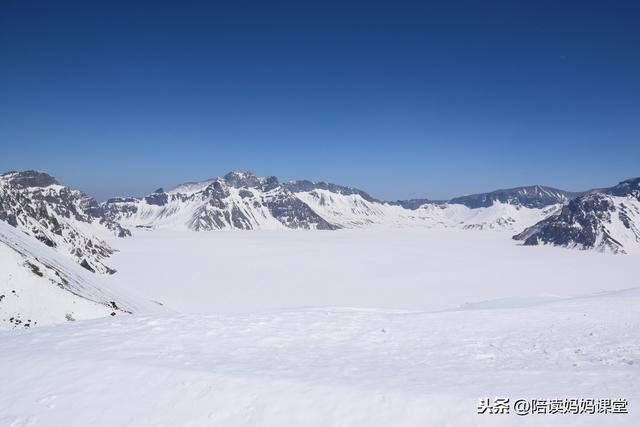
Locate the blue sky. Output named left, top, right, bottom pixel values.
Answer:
left=1, top=0, right=639, bottom=201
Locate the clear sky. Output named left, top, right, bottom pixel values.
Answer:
left=1, top=0, right=639, bottom=201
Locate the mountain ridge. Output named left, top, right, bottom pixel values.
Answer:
left=106, top=172, right=580, bottom=209
left=2, top=169, right=639, bottom=254
left=101, top=170, right=576, bottom=232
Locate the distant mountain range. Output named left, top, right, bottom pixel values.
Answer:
left=392, top=186, right=578, bottom=210
left=101, top=171, right=577, bottom=231
left=1, top=169, right=639, bottom=268
left=2, top=169, right=638, bottom=328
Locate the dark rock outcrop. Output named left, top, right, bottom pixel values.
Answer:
left=513, top=178, right=640, bottom=253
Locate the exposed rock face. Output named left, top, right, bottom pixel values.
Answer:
left=0, top=171, right=131, bottom=274
left=144, top=190, right=169, bottom=206
left=224, top=171, right=262, bottom=189
left=5, top=170, right=59, bottom=188
left=104, top=172, right=338, bottom=231
left=514, top=178, right=640, bottom=253
left=265, top=191, right=335, bottom=230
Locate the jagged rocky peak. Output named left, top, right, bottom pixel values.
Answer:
left=449, top=185, right=578, bottom=209
left=223, top=171, right=279, bottom=191
left=2, top=170, right=59, bottom=188
left=101, top=171, right=339, bottom=231
left=144, top=188, right=169, bottom=206
left=224, top=170, right=259, bottom=187
left=0, top=169, right=131, bottom=273
left=513, top=177, right=640, bottom=254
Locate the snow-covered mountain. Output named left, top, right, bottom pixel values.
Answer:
left=293, top=187, right=558, bottom=230
left=103, top=171, right=336, bottom=231
left=103, top=171, right=561, bottom=232
left=415, top=202, right=561, bottom=231
left=514, top=177, right=640, bottom=254
left=6, top=168, right=638, bottom=257
left=0, top=220, right=157, bottom=328
left=0, top=171, right=131, bottom=274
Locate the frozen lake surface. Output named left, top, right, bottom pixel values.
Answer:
left=108, top=228, right=638, bottom=314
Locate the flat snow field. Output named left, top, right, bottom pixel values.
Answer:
left=2, top=228, right=639, bottom=426
left=108, top=228, right=638, bottom=314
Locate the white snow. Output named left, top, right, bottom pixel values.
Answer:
left=595, top=195, right=640, bottom=254
left=106, top=228, right=638, bottom=314
left=276, top=190, right=556, bottom=230
left=0, top=220, right=162, bottom=326
left=2, top=202, right=639, bottom=425
left=0, top=238, right=108, bottom=326
left=1, top=288, right=638, bottom=426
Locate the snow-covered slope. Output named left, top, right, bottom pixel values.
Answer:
left=415, top=201, right=561, bottom=230
left=295, top=187, right=558, bottom=230
left=2, top=288, right=639, bottom=426
left=294, top=188, right=407, bottom=227
left=0, top=170, right=130, bottom=274
left=514, top=177, right=640, bottom=254
left=0, top=220, right=159, bottom=328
